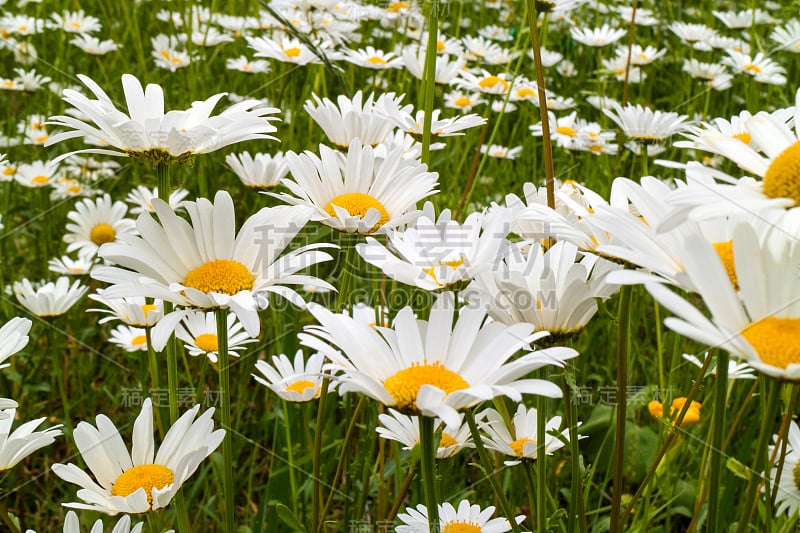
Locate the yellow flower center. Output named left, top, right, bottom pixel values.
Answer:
left=283, top=47, right=301, bottom=57
left=744, top=64, right=761, bottom=74
left=442, top=521, right=482, bottom=533
left=648, top=398, right=701, bottom=426
left=183, top=259, right=254, bottom=295
left=589, top=144, right=604, bottom=153
left=741, top=317, right=800, bottom=369
left=387, top=2, right=410, bottom=12
left=732, top=132, right=751, bottom=145
left=66, top=185, right=82, bottom=194
left=31, top=175, right=49, bottom=184
left=324, top=192, right=390, bottom=232
left=90, top=223, right=116, bottom=245
left=478, top=75, right=508, bottom=92
left=510, top=437, right=536, bottom=457
left=453, top=96, right=472, bottom=108
left=439, top=432, right=458, bottom=448
left=141, top=304, right=158, bottom=316
left=368, top=56, right=387, bottom=65
left=763, top=140, right=800, bottom=205
left=712, top=240, right=738, bottom=290
left=1, top=167, right=14, bottom=176
left=556, top=125, right=577, bottom=137
left=383, top=361, right=469, bottom=410
left=436, top=40, right=446, bottom=52
left=794, top=460, right=800, bottom=492
left=516, top=87, right=536, bottom=98
left=286, top=380, right=316, bottom=394
left=35, top=135, right=48, bottom=143
left=111, top=464, right=175, bottom=505
left=131, top=335, right=147, bottom=346
left=194, top=333, right=219, bottom=352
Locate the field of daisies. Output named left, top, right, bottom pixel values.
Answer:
left=3, top=0, right=800, bottom=531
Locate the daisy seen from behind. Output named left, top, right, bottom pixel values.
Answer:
left=52, top=398, right=224, bottom=514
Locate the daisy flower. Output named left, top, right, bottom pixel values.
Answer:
left=0, top=317, right=31, bottom=370
left=770, top=20, right=800, bottom=53
left=14, top=159, right=60, bottom=188
left=467, top=240, right=620, bottom=335
left=226, top=56, right=271, bottom=74
left=480, top=144, right=522, bottom=159
left=456, top=69, right=513, bottom=96
left=246, top=35, right=325, bottom=65
left=49, top=10, right=102, bottom=34
left=681, top=353, right=755, bottom=380
left=376, top=409, right=472, bottom=459
left=52, top=398, right=224, bottom=514
left=603, top=102, right=691, bottom=145
left=397, top=500, right=525, bottom=533
left=770, top=421, right=800, bottom=516
left=570, top=24, right=626, bottom=47
left=63, top=194, right=137, bottom=259
left=682, top=59, right=733, bottom=91
left=94, top=191, right=335, bottom=337
left=46, top=74, right=280, bottom=166
left=88, top=292, right=163, bottom=327
left=300, top=291, right=577, bottom=428
left=275, top=142, right=438, bottom=234
left=444, top=91, right=486, bottom=113
left=341, top=46, right=403, bottom=69
left=14, top=277, right=88, bottom=317
left=722, top=51, right=787, bottom=85
left=49, top=255, right=95, bottom=276
left=303, top=91, right=402, bottom=148
left=478, top=404, right=575, bottom=465
left=376, top=103, right=487, bottom=141
left=669, top=22, right=717, bottom=49
left=648, top=398, right=702, bottom=426
left=172, top=311, right=257, bottom=363
left=108, top=325, right=149, bottom=353
left=0, top=407, right=62, bottom=470
left=225, top=151, right=288, bottom=190
left=58, top=510, right=154, bottom=533
left=69, top=35, right=119, bottom=55
left=645, top=224, right=800, bottom=380
left=125, top=186, right=188, bottom=216
left=253, top=350, right=327, bottom=402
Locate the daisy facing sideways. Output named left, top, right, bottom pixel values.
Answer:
left=397, top=499, right=525, bottom=533
left=0, top=406, right=62, bottom=470
left=252, top=350, right=327, bottom=402
left=52, top=398, right=223, bottom=514
left=300, top=291, right=578, bottom=428
left=94, top=190, right=335, bottom=337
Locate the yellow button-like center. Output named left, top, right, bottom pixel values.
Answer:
left=732, top=132, right=751, bottom=145
left=131, top=335, right=147, bottom=346
left=763, top=140, right=800, bottom=206
left=478, top=75, right=509, bottom=92
left=744, top=64, right=762, bottom=74
left=453, top=96, right=471, bottom=108
left=194, top=333, right=219, bottom=352
left=741, top=317, right=800, bottom=369
left=141, top=304, right=158, bottom=316
left=516, top=87, right=536, bottom=99
left=90, top=223, right=116, bottom=246
left=286, top=379, right=316, bottom=394
left=387, top=2, right=410, bottom=12
left=324, top=192, right=390, bottom=233
left=383, top=361, right=469, bottom=411
left=556, top=125, right=577, bottom=137
left=509, top=437, right=536, bottom=457
left=648, top=398, right=701, bottom=426
left=283, top=47, right=301, bottom=57
left=183, top=259, right=255, bottom=295
left=712, top=240, right=738, bottom=290
left=31, top=175, right=49, bottom=184
left=442, top=521, right=482, bottom=533
left=439, top=432, right=458, bottom=448
left=111, top=464, right=175, bottom=505
left=368, top=56, right=387, bottom=65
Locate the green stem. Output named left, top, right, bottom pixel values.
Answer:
left=419, top=416, right=440, bottom=532
left=527, top=0, right=555, bottom=210
left=419, top=0, right=439, bottom=165
left=536, top=396, right=547, bottom=533
left=145, top=328, right=165, bottom=439
left=311, top=378, right=330, bottom=533
left=464, top=409, right=523, bottom=533
left=562, top=372, right=586, bottom=533
left=707, top=351, right=730, bottom=533
left=610, top=285, right=632, bottom=533
left=49, top=325, right=74, bottom=438
left=386, top=459, right=418, bottom=523
left=0, top=499, right=20, bottom=533
left=217, top=308, right=235, bottom=533
left=282, top=400, right=299, bottom=517
left=735, top=377, right=781, bottom=533
left=523, top=461, right=538, bottom=531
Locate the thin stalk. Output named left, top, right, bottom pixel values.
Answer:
left=620, top=0, right=638, bottom=107
left=735, top=378, right=781, bottom=533
left=311, top=378, right=330, bottom=533
left=0, top=500, right=20, bottom=533
left=527, top=0, right=555, bottom=210
left=217, top=308, right=235, bottom=533
left=610, top=285, right=632, bottom=533
left=419, top=416, right=440, bottom=531
left=771, top=384, right=800, bottom=503
left=707, top=351, right=730, bottom=533
left=536, top=396, right=547, bottom=533
left=464, top=409, right=523, bottom=533
left=523, top=461, right=538, bottom=530
left=419, top=0, right=439, bottom=165
left=144, top=328, right=165, bottom=439
left=562, top=372, right=587, bottom=533
left=386, top=459, right=418, bottom=523
left=49, top=325, right=74, bottom=438
left=282, top=400, right=299, bottom=517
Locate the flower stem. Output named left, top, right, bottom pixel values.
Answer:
left=419, top=0, right=439, bottom=165
left=311, top=377, right=330, bottom=533
left=145, top=328, right=165, bottom=439
left=707, top=351, right=730, bottom=532
left=464, top=409, right=523, bottom=533
left=282, top=400, right=299, bottom=517
left=527, top=1, right=555, bottom=210
left=609, top=284, right=632, bottom=533
left=536, top=396, right=547, bottom=533
left=49, top=325, right=73, bottom=438
left=386, top=458, right=418, bottom=523
left=216, top=308, right=235, bottom=533
left=419, top=415, right=440, bottom=532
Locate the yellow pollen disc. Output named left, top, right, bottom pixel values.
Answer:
left=286, top=380, right=316, bottom=394
left=31, top=175, right=49, bottom=184
left=283, top=47, right=301, bottom=57
left=794, top=461, right=800, bottom=492
left=442, top=521, right=482, bottom=533
left=171, top=57, right=184, bottom=64
left=478, top=75, right=508, bottom=91
left=242, top=64, right=251, bottom=71
left=443, top=257, right=465, bottom=270
left=453, top=96, right=471, bottom=107
left=744, top=64, right=762, bottom=74
left=67, top=267, right=84, bottom=274
left=439, top=433, right=458, bottom=448
left=1, top=80, right=14, bottom=87
left=18, top=25, right=26, bottom=32
left=111, top=464, right=175, bottom=505
left=159, top=49, right=170, bottom=58
left=509, top=437, right=536, bottom=457
left=90, top=223, right=116, bottom=245
left=383, top=361, right=469, bottom=411
left=763, top=140, right=800, bottom=205
left=194, top=333, right=219, bottom=352
left=556, top=125, right=577, bottom=137
left=367, top=56, right=387, bottom=65
left=516, top=87, right=536, bottom=98
left=436, top=40, right=446, bottom=52
left=70, top=21, right=81, bottom=28
left=732, top=132, right=751, bottom=145
left=35, top=135, right=48, bottom=143
left=387, top=2, right=410, bottom=12
left=2, top=167, right=14, bottom=176
left=589, top=144, right=604, bottom=153
left=712, top=240, right=738, bottom=290
left=141, top=304, right=158, bottom=316
left=741, top=317, right=800, bottom=369
left=637, top=53, right=648, bottom=61
left=131, top=335, right=147, bottom=346
left=324, top=192, right=390, bottom=232
left=66, top=185, right=82, bottom=194
left=183, top=259, right=254, bottom=295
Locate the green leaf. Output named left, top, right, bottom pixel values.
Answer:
left=274, top=503, right=306, bottom=533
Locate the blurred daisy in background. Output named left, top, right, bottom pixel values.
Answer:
left=253, top=350, right=327, bottom=402
left=125, top=186, right=189, bottom=216
left=0, top=316, right=31, bottom=369
left=226, top=151, right=288, bottom=190
left=108, top=325, right=149, bottom=353
left=14, top=277, right=88, bottom=317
